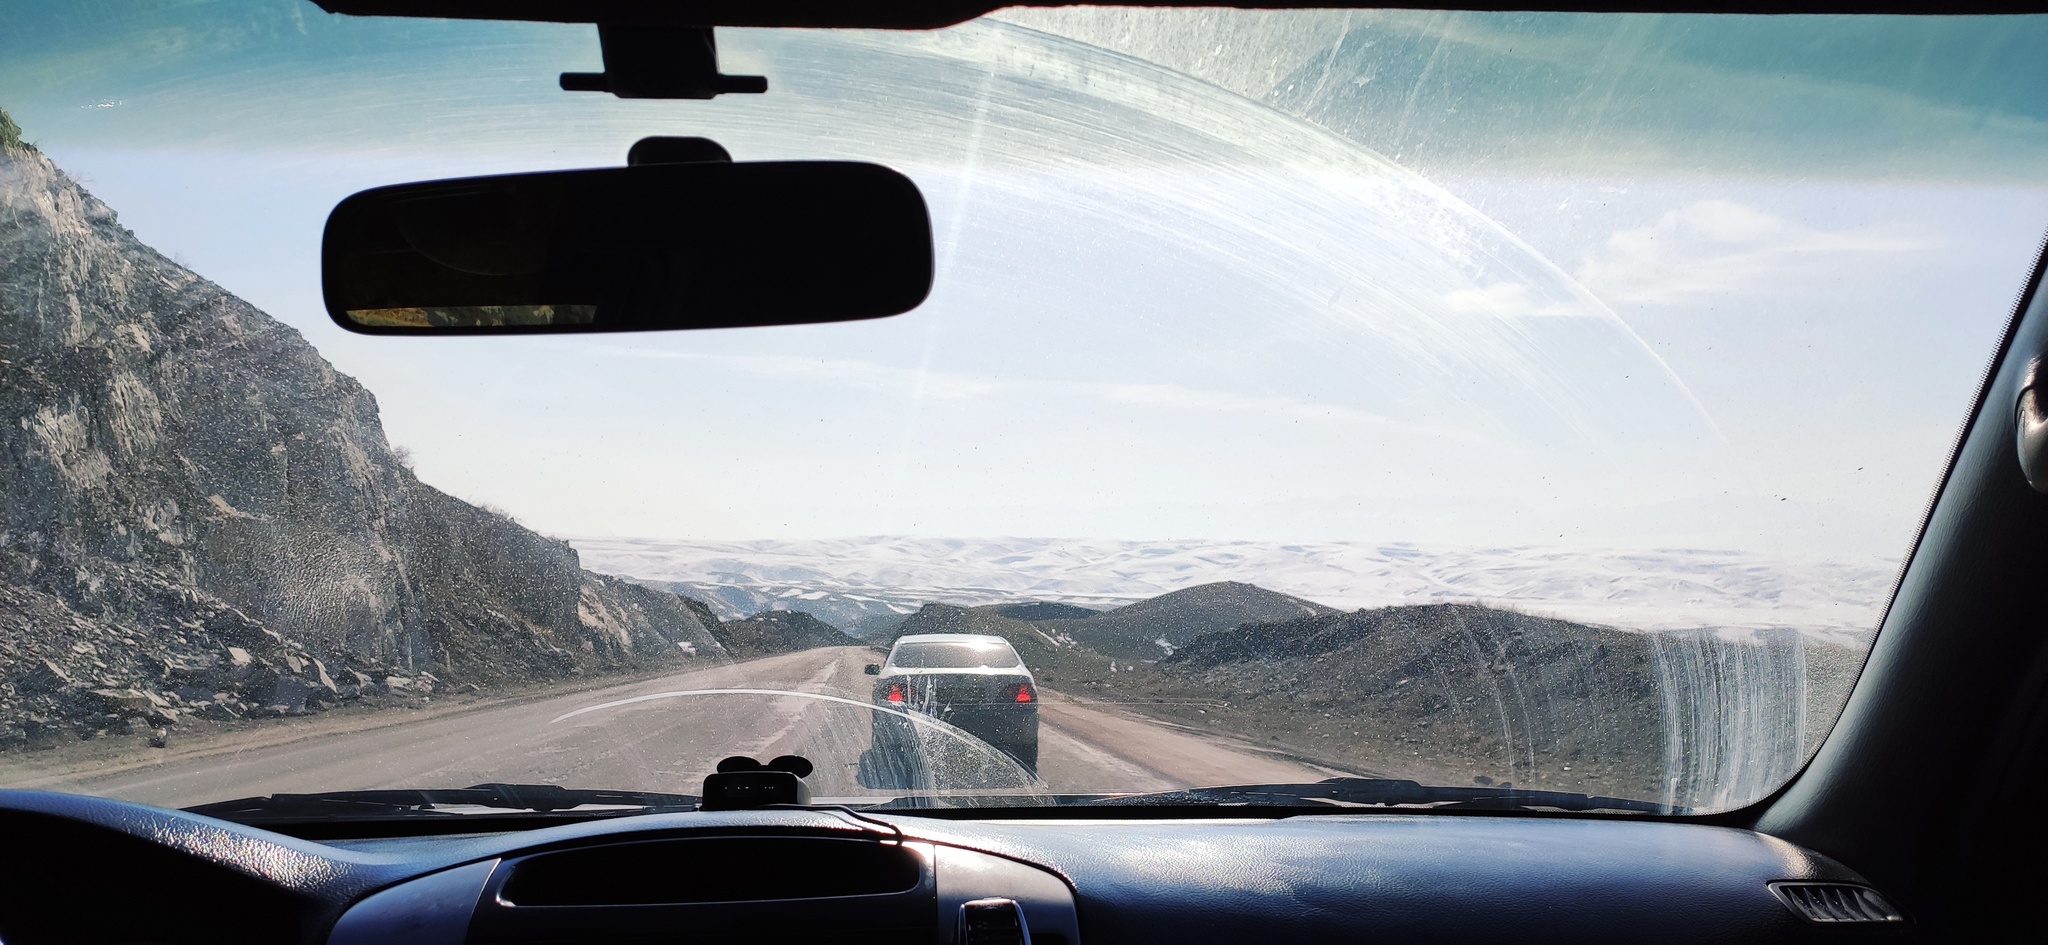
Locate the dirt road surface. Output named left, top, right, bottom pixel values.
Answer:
left=1, top=647, right=1350, bottom=808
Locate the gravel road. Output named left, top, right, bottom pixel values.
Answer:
left=3, top=647, right=1345, bottom=808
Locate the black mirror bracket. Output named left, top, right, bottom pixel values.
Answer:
left=561, top=25, right=766, bottom=99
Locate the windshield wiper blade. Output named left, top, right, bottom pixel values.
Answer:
left=185, top=782, right=702, bottom=822
left=1071, top=777, right=1681, bottom=815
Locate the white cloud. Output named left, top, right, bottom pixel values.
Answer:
left=1576, top=199, right=1924, bottom=305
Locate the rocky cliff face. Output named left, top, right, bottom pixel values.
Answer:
left=0, top=130, right=727, bottom=745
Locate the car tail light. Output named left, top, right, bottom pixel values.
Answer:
left=1014, top=683, right=1034, bottom=703
left=886, top=683, right=905, bottom=704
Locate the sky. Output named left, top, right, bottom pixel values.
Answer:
left=4, top=2, right=2047, bottom=564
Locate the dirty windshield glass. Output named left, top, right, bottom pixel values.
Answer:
left=2, top=4, right=2045, bottom=815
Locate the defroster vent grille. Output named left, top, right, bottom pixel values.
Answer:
left=1768, top=882, right=1905, bottom=924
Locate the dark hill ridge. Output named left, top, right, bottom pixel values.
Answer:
left=0, top=123, right=728, bottom=745
left=889, top=603, right=1107, bottom=681
left=885, top=585, right=1338, bottom=686
left=893, top=603, right=1057, bottom=655
left=991, top=601, right=1100, bottom=621
left=885, top=583, right=1345, bottom=672
left=711, top=610, right=857, bottom=659
left=1042, top=581, right=1338, bottom=660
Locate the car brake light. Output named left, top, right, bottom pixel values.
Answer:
left=1015, top=683, right=1033, bottom=703
left=886, top=683, right=905, bottom=704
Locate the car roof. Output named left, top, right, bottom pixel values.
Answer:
left=891, top=633, right=1015, bottom=646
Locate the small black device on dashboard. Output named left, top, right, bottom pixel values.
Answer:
left=700, top=754, right=814, bottom=811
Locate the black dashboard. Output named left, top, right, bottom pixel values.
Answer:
left=0, top=788, right=1907, bottom=945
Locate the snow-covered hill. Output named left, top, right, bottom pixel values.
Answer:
left=570, top=536, right=1894, bottom=642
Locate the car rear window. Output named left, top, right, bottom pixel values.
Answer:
left=890, top=642, right=1023, bottom=669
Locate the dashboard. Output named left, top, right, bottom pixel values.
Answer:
left=0, top=788, right=1908, bottom=945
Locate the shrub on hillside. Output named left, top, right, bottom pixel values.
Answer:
left=0, top=107, right=24, bottom=152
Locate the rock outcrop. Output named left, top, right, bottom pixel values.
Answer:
left=0, top=118, right=727, bottom=746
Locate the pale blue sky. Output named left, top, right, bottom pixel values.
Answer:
left=6, top=5, right=2046, bottom=563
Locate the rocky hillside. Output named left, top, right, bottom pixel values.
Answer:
left=710, top=610, right=857, bottom=659
left=1121, top=603, right=1860, bottom=806
left=0, top=120, right=728, bottom=747
left=1043, top=581, right=1337, bottom=659
left=1153, top=604, right=1672, bottom=792
left=891, top=585, right=1859, bottom=807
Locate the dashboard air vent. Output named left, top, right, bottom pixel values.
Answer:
left=959, top=898, right=1029, bottom=945
left=1768, top=882, right=1904, bottom=924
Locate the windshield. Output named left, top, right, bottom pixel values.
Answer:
left=2, top=4, right=2043, bottom=817
left=892, top=641, right=1025, bottom=670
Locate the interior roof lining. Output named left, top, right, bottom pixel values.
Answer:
left=310, top=0, right=2048, bottom=29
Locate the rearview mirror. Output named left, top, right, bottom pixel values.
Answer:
left=322, top=162, right=933, bottom=334
left=864, top=664, right=881, bottom=675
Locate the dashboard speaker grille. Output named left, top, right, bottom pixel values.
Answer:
left=500, top=837, right=922, bottom=906
left=1768, top=882, right=1904, bottom=923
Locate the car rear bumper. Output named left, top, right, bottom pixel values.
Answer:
left=873, top=702, right=1037, bottom=752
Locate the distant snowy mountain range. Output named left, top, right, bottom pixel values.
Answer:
left=568, top=536, right=1894, bottom=643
